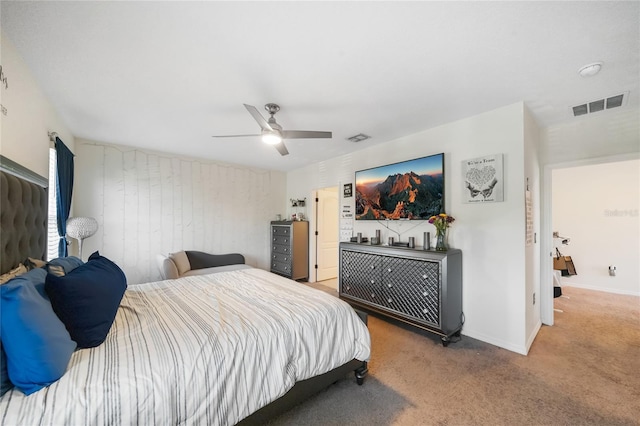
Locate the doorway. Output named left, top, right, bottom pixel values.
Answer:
left=315, top=187, right=339, bottom=284
left=541, top=155, right=639, bottom=325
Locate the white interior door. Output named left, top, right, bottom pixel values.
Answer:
left=316, top=188, right=339, bottom=282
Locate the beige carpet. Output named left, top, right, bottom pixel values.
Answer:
left=268, top=285, right=640, bottom=425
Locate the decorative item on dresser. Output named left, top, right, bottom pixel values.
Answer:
left=270, top=220, right=309, bottom=281
left=339, top=242, right=463, bottom=346
left=428, top=213, right=455, bottom=251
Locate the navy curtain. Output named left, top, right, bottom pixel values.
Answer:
left=55, top=137, right=74, bottom=257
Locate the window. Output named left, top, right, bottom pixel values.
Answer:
left=47, top=148, right=58, bottom=260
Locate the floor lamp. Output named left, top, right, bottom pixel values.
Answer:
left=66, top=217, right=98, bottom=260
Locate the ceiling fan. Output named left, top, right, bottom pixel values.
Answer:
left=212, top=103, right=332, bottom=156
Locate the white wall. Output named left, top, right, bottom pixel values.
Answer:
left=287, top=102, right=535, bottom=354
left=74, top=139, right=286, bottom=284
left=524, top=105, right=542, bottom=349
left=0, top=32, right=74, bottom=177
left=552, top=159, right=639, bottom=296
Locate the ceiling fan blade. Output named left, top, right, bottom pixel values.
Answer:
left=244, top=104, right=273, bottom=132
left=212, top=134, right=260, bottom=138
left=274, top=141, right=289, bottom=156
left=282, top=130, right=332, bottom=139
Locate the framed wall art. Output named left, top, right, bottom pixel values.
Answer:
left=462, top=154, right=504, bottom=203
left=343, top=183, right=353, bottom=198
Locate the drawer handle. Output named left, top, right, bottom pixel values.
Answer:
left=423, top=291, right=428, bottom=297
left=283, top=257, right=288, bottom=261
left=422, top=308, right=428, bottom=314
left=371, top=293, right=376, bottom=298
left=387, top=283, right=393, bottom=288
left=422, top=274, right=428, bottom=279
left=387, top=298, right=392, bottom=303
left=283, top=248, right=288, bottom=252
left=346, top=286, right=350, bottom=290
left=370, top=280, right=375, bottom=284
left=370, top=265, right=375, bottom=269
left=345, top=273, right=350, bottom=277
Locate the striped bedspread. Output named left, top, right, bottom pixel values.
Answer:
left=0, top=268, right=371, bottom=425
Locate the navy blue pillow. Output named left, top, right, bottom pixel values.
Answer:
left=45, top=252, right=127, bottom=348
left=0, top=273, right=76, bottom=395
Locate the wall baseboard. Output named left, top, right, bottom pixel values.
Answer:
left=525, top=320, right=542, bottom=354
left=563, top=283, right=640, bottom=297
left=461, top=328, right=528, bottom=356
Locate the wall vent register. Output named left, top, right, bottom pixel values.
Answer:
left=572, top=92, right=626, bottom=117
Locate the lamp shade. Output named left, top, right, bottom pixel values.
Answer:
left=66, top=217, right=98, bottom=240
left=66, top=217, right=98, bottom=260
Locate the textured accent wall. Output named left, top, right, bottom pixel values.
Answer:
left=74, top=141, right=286, bottom=284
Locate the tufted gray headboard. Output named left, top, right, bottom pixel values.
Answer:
left=0, top=156, right=49, bottom=275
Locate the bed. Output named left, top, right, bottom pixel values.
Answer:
left=0, top=162, right=370, bottom=425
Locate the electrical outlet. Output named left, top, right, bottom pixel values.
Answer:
left=533, top=293, right=536, bottom=305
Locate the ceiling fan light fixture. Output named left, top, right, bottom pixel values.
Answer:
left=213, top=103, right=330, bottom=156
left=262, top=131, right=282, bottom=145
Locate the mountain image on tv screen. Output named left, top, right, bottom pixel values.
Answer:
left=355, top=153, right=444, bottom=220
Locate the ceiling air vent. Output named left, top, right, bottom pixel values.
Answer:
left=347, top=133, right=371, bottom=143
left=606, top=94, right=624, bottom=109
left=572, top=92, right=628, bottom=117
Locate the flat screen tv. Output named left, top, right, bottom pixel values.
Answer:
left=355, top=153, right=444, bottom=220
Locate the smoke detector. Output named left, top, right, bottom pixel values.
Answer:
left=578, top=62, right=603, bottom=77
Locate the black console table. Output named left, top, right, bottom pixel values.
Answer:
left=339, top=242, right=463, bottom=346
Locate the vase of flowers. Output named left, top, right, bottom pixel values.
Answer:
left=428, top=213, right=455, bottom=251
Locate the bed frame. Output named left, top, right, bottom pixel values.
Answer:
left=240, top=358, right=368, bottom=425
left=239, top=308, right=369, bottom=425
left=0, top=159, right=368, bottom=423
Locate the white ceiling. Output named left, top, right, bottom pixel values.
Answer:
left=2, top=1, right=639, bottom=172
